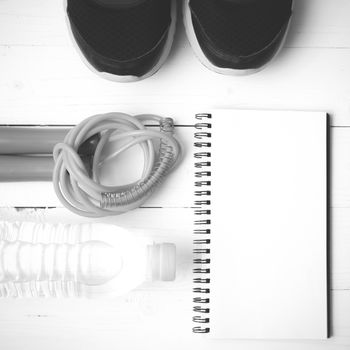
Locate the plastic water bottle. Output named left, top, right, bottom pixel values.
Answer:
left=0, top=221, right=176, bottom=298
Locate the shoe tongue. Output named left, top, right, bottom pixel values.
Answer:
left=92, top=0, right=147, bottom=8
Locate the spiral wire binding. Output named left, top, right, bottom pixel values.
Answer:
left=193, top=113, right=212, bottom=334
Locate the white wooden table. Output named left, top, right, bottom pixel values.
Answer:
left=0, top=0, right=350, bottom=349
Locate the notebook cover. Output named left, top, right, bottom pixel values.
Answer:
left=192, top=110, right=328, bottom=339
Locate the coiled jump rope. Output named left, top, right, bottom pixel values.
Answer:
left=52, top=113, right=182, bottom=217
left=0, top=113, right=182, bottom=217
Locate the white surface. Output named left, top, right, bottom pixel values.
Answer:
left=0, top=0, right=350, bottom=349
left=209, top=110, right=327, bottom=339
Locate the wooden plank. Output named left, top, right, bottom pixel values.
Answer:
left=1, top=0, right=350, bottom=49
left=286, top=0, right=350, bottom=49
left=332, top=128, right=350, bottom=208
left=0, top=43, right=350, bottom=124
left=0, top=204, right=349, bottom=291
left=331, top=209, right=350, bottom=291
left=1, top=43, right=350, bottom=125
left=0, top=124, right=349, bottom=209
left=0, top=0, right=350, bottom=126
left=0, top=289, right=348, bottom=349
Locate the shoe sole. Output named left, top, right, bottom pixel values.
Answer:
left=183, top=0, right=294, bottom=76
left=63, top=0, right=177, bottom=83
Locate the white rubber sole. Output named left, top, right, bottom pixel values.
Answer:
left=63, top=0, right=177, bottom=83
left=183, top=0, right=294, bottom=76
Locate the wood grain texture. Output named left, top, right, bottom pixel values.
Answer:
left=0, top=0, right=349, bottom=349
left=1, top=0, right=350, bottom=127
left=0, top=125, right=349, bottom=209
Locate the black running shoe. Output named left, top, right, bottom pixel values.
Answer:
left=65, top=0, right=176, bottom=82
left=184, top=0, right=293, bottom=75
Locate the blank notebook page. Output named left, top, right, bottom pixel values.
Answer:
left=209, top=110, right=328, bottom=339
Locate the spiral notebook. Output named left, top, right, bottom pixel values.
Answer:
left=192, top=110, right=329, bottom=339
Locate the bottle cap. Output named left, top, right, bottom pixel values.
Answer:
left=148, top=243, right=176, bottom=282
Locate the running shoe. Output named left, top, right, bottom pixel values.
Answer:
left=183, top=0, right=293, bottom=75
left=65, top=0, right=176, bottom=82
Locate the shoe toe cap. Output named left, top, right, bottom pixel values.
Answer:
left=66, top=0, right=173, bottom=79
left=189, top=0, right=293, bottom=72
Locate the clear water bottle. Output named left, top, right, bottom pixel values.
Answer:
left=0, top=222, right=176, bottom=298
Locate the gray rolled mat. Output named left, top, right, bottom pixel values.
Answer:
left=0, top=155, right=54, bottom=182
left=0, top=127, right=71, bottom=154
